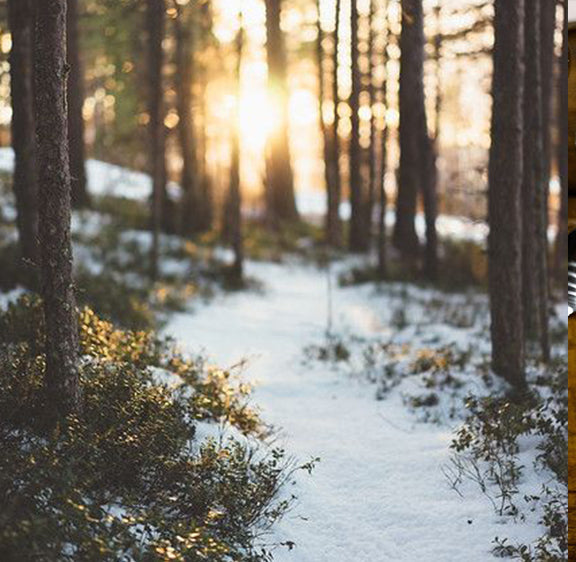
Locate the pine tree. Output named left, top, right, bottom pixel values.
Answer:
left=34, top=0, right=81, bottom=416
left=67, top=0, right=90, bottom=209
left=488, top=0, right=526, bottom=388
left=7, top=0, right=38, bottom=268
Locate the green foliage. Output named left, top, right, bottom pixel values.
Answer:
left=0, top=297, right=296, bottom=561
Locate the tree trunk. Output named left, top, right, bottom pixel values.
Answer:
left=488, top=0, right=526, bottom=388
left=366, top=0, right=377, bottom=249
left=147, top=0, right=166, bottom=280
left=393, top=0, right=424, bottom=257
left=523, top=0, right=550, bottom=360
left=264, top=0, right=298, bottom=224
left=34, top=0, right=80, bottom=416
left=66, top=0, right=90, bottom=209
left=348, top=0, right=367, bottom=252
left=327, top=0, right=342, bottom=247
left=556, top=2, right=568, bottom=288
left=174, top=5, right=201, bottom=236
left=378, top=0, right=391, bottom=279
left=7, top=0, right=39, bottom=268
left=229, top=22, right=245, bottom=282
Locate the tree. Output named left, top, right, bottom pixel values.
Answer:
left=394, top=0, right=437, bottom=274
left=366, top=0, right=377, bottom=248
left=348, top=0, right=367, bottom=252
left=147, top=0, right=167, bottom=279
left=7, top=0, right=38, bottom=268
left=67, top=0, right=90, bottom=209
left=394, top=0, right=424, bottom=258
left=228, top=16, right=245, bottom=282
left=522, top=0, right=549, bottom=361
left=327, top=0, right=342, bottom=247
left=264, top=0, right=298, bottom=224
left=377, top=0, right=391, bottom=279
left=488, top=0, right=526, bottom=388
left=34, top=0, right=81, bottom=416
left=174, top=3, right=201, bottom=236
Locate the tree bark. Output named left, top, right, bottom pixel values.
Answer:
left=348, top=0, right=367, bottom=252
left=229, top=22, right=245, bottom=282
left=264, top=0, right=298, bottom=224
left=34, top=0, right=81, bottom=416
left=488, top=0, right=526, bottom=387
left=327, top=0, right=342, bottom=247
left=174, top=5, right=201, bottom=236
left=523, top=0, right=550, bottom=360
left=393, top=0, right=424, bottom=257
left=8, top=0, right=39, bottom=267
left=147, top=0, right=166, bottom=280
left=366, top=0, right=377, bottom=249
left=66, top=0, right=90, bottom=209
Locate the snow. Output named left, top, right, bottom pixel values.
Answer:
left=165, top=260, right=549, bottom=561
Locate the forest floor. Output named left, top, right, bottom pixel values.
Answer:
left=165, top=259, right=564, bottom=561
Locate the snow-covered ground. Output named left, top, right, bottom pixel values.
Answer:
left=165, top=260, right=549, bottom=562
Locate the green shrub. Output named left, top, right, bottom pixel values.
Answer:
left=0, top=297, right=296, bottom=561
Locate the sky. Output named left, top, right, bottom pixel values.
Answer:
left=570, top=0, right=576, bottom=22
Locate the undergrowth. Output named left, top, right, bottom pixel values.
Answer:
left=0, top=296, right=309, bottom=561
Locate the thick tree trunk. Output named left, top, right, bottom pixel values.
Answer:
left=523, top=0, right=550, bottom=360
left=393, top=0, right=424, bottom=257
left=147, top=0, right=166, bottom=279
left=348, top=0, right=367, bottom=252
left=264, top=0, right=298, bottom=224
left=327, top=0, right=342, bottom=247
left=488, top=0, right=526, bottom=387
left=34, top=0, right=80, bottom=416
left=175, top=6, right=201, bottom=236
left=66, top=0, right=90, bottom=209
left=8, top=0, right=39, bottom=267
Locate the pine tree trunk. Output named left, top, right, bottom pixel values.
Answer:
left=8, top=0, right=39, bottom=268
left=229, top=23, right=244, bottom=282
left=393, top=0, right=424, bottom=257
left=522, top=0, right=550, bottom=362
left=327, top=0, right=342, bottom=247
left=366, top=0, right=377, bottom=249
left=66, top=0, right=90, bottom=209
left=348, top=0, right=367, bottom=252
left=488, top=0, right=526, bottom=388
left=556, top=3, right=568, bottom=288
left=378, top=0, right=391, bottom=279
left=34, top=0, right=80, bottom=416
left=264, top=0, right=298, bottom=224
left=147, top=0, right=166, bottom=279
left=175, top=6, right=201, bottom=236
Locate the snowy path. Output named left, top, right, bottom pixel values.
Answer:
left=165, top=261, right=537, bottom=562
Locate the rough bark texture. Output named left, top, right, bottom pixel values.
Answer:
left=488, top=0, right=526, bottom=387
left=34, top=0, right=81, bottom=416
left=348, top=0, right=367, bottom=252
left=147, top=0, right=166, bottom=279
left=8, top=0, right=39, bottom=267
left=175, top=6, right=201, bottom=236
left=327, top=0, right=342, bottom=247
left=66, top=0, right=90, bottom=209
left=523, top=0, right=550, bottom=360
left=264, top=0, right=298, bottom=224
left=393, top=0, right=424, bottom=257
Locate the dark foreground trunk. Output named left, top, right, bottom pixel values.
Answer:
left=8, top=0, right=39, bottom=268
left=488, top=0, right=526, bottom=388
left=34, top=0, right=81, bottom=417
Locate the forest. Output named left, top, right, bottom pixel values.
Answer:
left=0, top=0, right=569, bottom=560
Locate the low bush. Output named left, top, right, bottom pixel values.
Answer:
left=0, top=296, right=300, bottom=561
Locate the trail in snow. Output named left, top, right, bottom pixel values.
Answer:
left=165, top=261, right=542, bottom=562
